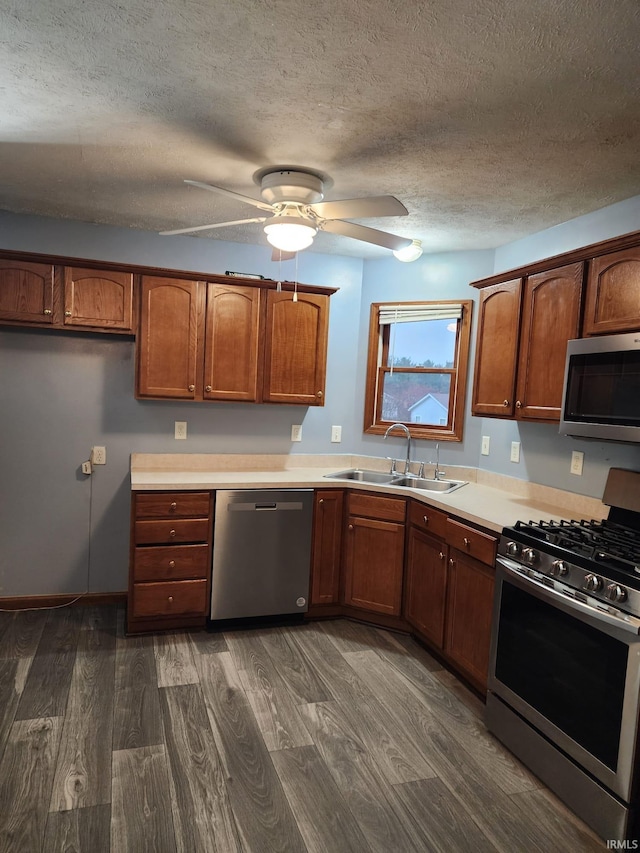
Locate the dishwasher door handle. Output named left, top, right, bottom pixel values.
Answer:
left=228, top=501, right=305, bottom=512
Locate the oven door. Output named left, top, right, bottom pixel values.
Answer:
left=489, top=556, right=640, bottom=802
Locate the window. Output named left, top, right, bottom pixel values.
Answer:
left=363, top=299, right=473, bottom=441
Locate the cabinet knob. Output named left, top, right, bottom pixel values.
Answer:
left=515, top=400, right=522, bottom=408
left=168, top=560, right=176, bottom=568
left=170, top=502, right=177, bottom=510
left=502, top=399, right=509, bottom=407
left=463, top=537, right=471, bottom=547
left=318, top=499, right=324, bottom=505
left=188, top=384, right=195, bottom=392
left=168, top=596, right=174, bottom=603
left=64, top=310, right=72, bottom=317
left=43, top=309, right=52, bottom=315
left=169, top=529, right=176, bottom=537
left=439, top=551, right=445, bottom=560
left=348, top=524, right=354, bottom=531
left=316, top=390, right=323, bottom=398
left=449, top=558, right=455, bottom=568
left=205, top=385, right=212, bottom=392
left=423, top=515, right=429, bottom=524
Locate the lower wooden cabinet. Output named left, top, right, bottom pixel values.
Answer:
left=404, top=526, right=448, bottom=647
left=343, top=491, right=406, bottom=616
left=310, top=490, right=344, bottom=606
left=128, top=490, right=213, bottom=634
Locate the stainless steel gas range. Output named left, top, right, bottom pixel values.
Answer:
left=486, top=468, right=640, bottom=844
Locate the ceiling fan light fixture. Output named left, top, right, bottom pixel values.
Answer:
left=264, top=216, right=317, bottom=252
left=393, top=239, right=423, bottom=262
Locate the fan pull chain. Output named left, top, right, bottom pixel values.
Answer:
left=293, top=252, right=298, bottom=302
left=276, top=250, right=282, bottom=291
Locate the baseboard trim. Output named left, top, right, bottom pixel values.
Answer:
left=0, top=591, right=127, bottom=611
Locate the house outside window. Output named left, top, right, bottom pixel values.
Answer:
left=363, top=299, right=473, bottom=441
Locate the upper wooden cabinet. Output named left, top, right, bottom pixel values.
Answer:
left=472, top=263, right=583, bottom=422
left=136, top=276, right=331, bottom=405
left=0, top=259, right=134, bottom=333
left=263, top=291, right=329, bottom=405
left=583, top=246, right=640, bottom=336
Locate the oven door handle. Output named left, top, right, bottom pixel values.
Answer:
left=496, top=555, right=640, bottom=635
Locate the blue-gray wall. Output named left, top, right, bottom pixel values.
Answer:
left=1, top=197, right=640, bottom=597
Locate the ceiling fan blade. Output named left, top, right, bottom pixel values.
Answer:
left=271, top=249, right=296, bottom=262
left=160, top=217, right=267, bottom=236
left=320, top=220, right=413, bottom=251
left=184, top=180, right=273, bottom=211
left=309, top=196, right=408, bottom=220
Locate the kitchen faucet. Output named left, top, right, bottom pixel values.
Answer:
left=432, top=442, right=446, bottom=480
left=383, top=423, right=412, bottom=473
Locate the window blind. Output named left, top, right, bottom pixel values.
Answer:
left=378, top=303, right=463, bottom=324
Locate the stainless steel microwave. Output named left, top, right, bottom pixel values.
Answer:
left=560, top=332, right=640, bottom=442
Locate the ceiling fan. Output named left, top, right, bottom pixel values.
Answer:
left=160, top=167, right=423, bottom=260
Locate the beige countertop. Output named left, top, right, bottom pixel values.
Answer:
left=131, top=453, right=608, bottom=534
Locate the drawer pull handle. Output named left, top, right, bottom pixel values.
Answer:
left=423, top=515, right=429, bottom=524
left=168, top=560, right=176, bottom=568
left=168, top=596, right=174, bottom=603
left=169, top=529, right=176, bottom=538
left=170, top=502, right=177, bottom=510
left=463, top=537, right=471, bottom=547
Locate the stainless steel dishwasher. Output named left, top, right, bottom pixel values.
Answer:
left=210, top=489, right=314, bottom=621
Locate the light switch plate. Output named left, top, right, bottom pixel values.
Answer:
left=570, top=450, right=584, bottom=476
left=481, top=435, right=490, bottom=456
left=291, top=424, right=302, bottom=442
left=510, top=441, right=520, bottom=463
left=175, top=421, right=187, bottom=440
left=331, top=425, right=342, bottom=443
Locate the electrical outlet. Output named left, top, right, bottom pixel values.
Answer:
left=291, top=424, right=302, bottom=442
left=91, top=446, right=106, bottom=465
left=570, top=450, right=584, bottom=476
left=510, top=441, right=520, bottom=463
left=481, top=435, right=490, bottom=456
left=175, top=421, right=187, bottom=440
left=331, top=425, right=342, bottom=443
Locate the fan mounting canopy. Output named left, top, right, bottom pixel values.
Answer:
left=258, top=169, right=325, bottom=206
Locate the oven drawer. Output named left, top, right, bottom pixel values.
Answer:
left=446, top=518, right=496, bottom=566
left=133, top=544, right=209, bottom=581
left=131, top=579, right=208, bottom=618
left=135, top=491, right=210, bottom=519
left=134, top=518, right=210, bottom=545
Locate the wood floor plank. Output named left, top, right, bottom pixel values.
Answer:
left=0, top=716, right=63, bottom=852
left=298, top=700, right=426, bottom=853
left=44, top=803, right=111, bottom=853
left=0, top=660, right=21, bottom=764
left=154, top=632, right=199, bottom=687
left=188, top=628, right=228, bottom=655
left=258, top=626, right=331, bottom=704
left=224, top=628, right=289, bottom=693
left=49, top=608, right=116, bottom=812
left=393, top=777, right=500, bottom=853
left=433, top=667, right=486, bottom=719
left=159, top=684, right=241, bottom=853
left=272, top=744, right=372, bottom=853
left=111, top=745, right=177, bottom=853
left=0, top=607, right=47, bottom=660
left=319, top=618, right=392, bottom=653
left=196, top=651, right=307, bottom=852
left=239, top=673, right=314, bottom=752
left=113, top=632, right=163, bottom=750
left=16, top=607, right=82, bottom=720
left=373, top=626, right=444, bottom=672
left=508, top=788, right=607, bottom=852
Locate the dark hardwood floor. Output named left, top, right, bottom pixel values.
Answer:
left=0, top=605, right=605, bottom=852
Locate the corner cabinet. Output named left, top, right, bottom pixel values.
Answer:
left=472, top=262, right=584, bottom=421
left=136, top=275, right=331, bottom=405
left=0, top=259, right=134, bottom=333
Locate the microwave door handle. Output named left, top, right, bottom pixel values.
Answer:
left=496, top=556, right=640, bottom=636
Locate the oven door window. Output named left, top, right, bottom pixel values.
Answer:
left=495, top=581, right=628, bottom=771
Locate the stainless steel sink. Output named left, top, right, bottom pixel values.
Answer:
left=323, top=468, right=399, bottom=485
left=390, top=476, right=467, bottom=493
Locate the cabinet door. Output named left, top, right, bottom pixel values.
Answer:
left=263, top=291, right=329, bottom=405
left=404, top=526, right=448, bottom=648
left=471, top=279, right=522, bottom=417
left=445, top=549, right=495, bottom=691
left=0, top=260, right=55, bottom=324
left=515, top=263, right=583, bottom=421
left=203, top=283, right=261, bottom=401
left=63, top=267, right=134, bottom=330
left=137, top=277, right=205, bottom=399
left=583, top=247, right=640, bottom=335
left=343, top=515, right=404, bottom=615
left=310, top=489, right=344, bottom=605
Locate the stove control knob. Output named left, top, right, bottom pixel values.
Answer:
left=606, top=583, right=628, bottom=603
left=506, top=541, right=520, bottom=556
left=584, top=574, right=603, bottom=592
left=550, top=560, right=568, bottom=577
left=522, top=548, right=537, bottom=565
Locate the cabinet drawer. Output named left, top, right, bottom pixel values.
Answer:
left=133, top=544, right=209, bottom=581
left=409, top=501, right=448, bottom=539
left=446, top=519, right=497, bottom=567
left=135, top=492, right=210, bottom=519
left=134, top=518, right=209, bottom=545
left=347, top=491, right=406, bottom=522
left=131, top=579, right=208, bottom=618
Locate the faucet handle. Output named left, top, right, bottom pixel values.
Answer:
left=386, top=457, right=398, bottom=474
left=418, top=461, right=425, bottom=478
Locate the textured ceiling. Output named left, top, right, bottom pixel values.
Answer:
left=1, top=0, right=639, bottom=258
